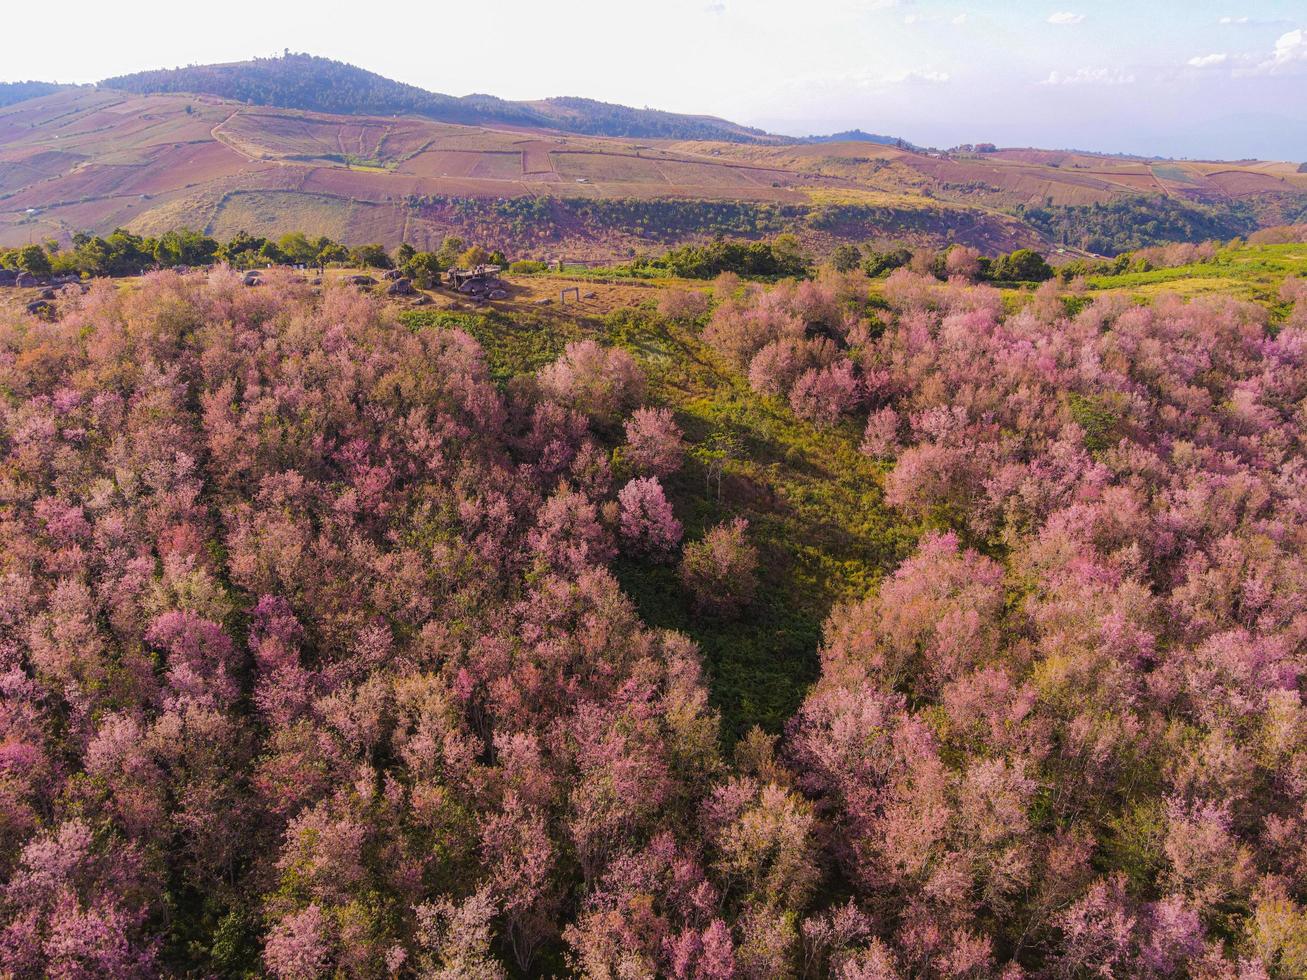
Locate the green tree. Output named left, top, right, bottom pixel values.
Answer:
left=316, top=241, right=349, bottom=268
left=862, top=247, right=912, bottom=278
left=394, top=242, right=416, bottom=267
left=257, top=240, right=284, bottom=266
left=435, top=236, right=466, bottom=268
left=401, top=252, right=443, bottom=289
left=15, top=243, right=51, bottom=276
left=276, top=232, right=320, bottom=266
left=830, top=244, right=862, bottom=273
left=457, top=245, right=492, bottom=269
left=155, top=229, right=218, bottom=267
left=771, top=233, right=807, bottom=271
left=989, top=248, right=1053, bottom=282
left=349, top=243, right=393, bottom=269
left=216, top=231, right=270, bottom=269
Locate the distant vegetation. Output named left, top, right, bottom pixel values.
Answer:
left=0, top=81, right=68, bottom=108
left=797, top=129, right=913, bottom=148
left=401, top=195, right=1009, bottom=253
left=635, top=236, right=812, bottom=279
left=858, top=243, right=1053, bottom=283
left=1020, top=196, right=1260, bottom=255
left=101, top=53, right=771, bottom=142
left=0, top=227, right=504, bottom=282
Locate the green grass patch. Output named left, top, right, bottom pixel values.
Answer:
left=1086, top=243, right=1307, bottom=303
left=402, top=302, right=916, bottom=740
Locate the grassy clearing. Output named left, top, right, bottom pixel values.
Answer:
left=1086, top=243, right=1307, bottom=304
left=400, top=303, right=916, bottom=740
left=206, top=190, right=351, bottom=242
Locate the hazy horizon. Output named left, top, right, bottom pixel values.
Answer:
left=7, top=0, right=1306, bottom=160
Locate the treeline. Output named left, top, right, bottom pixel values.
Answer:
left=0, top=228, right=507, bottom=283
left=0, top=81, right=68, bottom=108
left=626, top=235, right=811, bottom=279
left=1020, top=196, right=1259, bottom=255
left=531, top=96, right=768, bottom=141
left=602, top=238, right=1058, bottom=284
left=102, top=54, right=542, bottom=129
left=100, top=53, right=768, bottom=142
left=855, top=243, right=1055, bottom=283
left=573, top=199, right=795, bottom=240
left=403, top=196, right=1011, bottom=249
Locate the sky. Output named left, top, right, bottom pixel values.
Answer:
left=6, top=0, right=1306, bottom=160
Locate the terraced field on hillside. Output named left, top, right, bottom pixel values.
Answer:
left=3, top=87, right=1305, bottom=260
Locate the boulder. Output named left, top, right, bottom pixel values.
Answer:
left=0, top=269, right=17, bottom=287
left=410, top=294, right=433, bottom=306
left=25, top=300, right=54, bottom=318
left=15, top=272, right=38, bottom=288
left=344, top=275, right=378, bottom=287
left=488, top=289, right=508, bottom=300
left=382, top=269, right=402, bottom=281
left=386, top=278, right=415, bottom=296
left=39, top=288, right=56, bottom=300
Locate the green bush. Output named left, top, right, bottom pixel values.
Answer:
left=509, top=260, right=548, bottom=274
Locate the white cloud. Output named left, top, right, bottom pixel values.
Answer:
left=1219, top=15, right=1249, bottom=24
left=1238, top=28, right=1307, bottom=75
left=1041, top=67, right=1136, bottom=85
left=1047, top=11, right=1085, bottom=25
left=1187, top=52, right=1229, bottom=68
left=1269, top=28, right=1307, bottom=67
left=887, top=69, right=952, bottom=84
left=703, top=1, right=727, bottom=12
left=904, top=10, right=970, bottom=27
left=793, top=64, right=952, bottom=92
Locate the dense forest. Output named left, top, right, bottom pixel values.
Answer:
left=1020, top=197, right=1261, bottom=255
left=0, top=258, right=1304, bottom=976
left=0, top=81, right=68, bottom=108
left=99, top=54, right=770, bottom=143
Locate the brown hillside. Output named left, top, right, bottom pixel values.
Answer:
left=2, top=89, right=1304, bottom=259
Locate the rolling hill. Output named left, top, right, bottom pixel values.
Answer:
left=0, top=81, right=71, bottom=108
left=1, top=58, right=1305, bottom=260
left=100, top=53, right=774, bottom=143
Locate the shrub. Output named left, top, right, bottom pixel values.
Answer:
left=509, top=260, right=548, bottom=274
left=657, top=288, right=711, bottom=321
left=537, top=339, right=646, bottom=424
left=679, top=518, right=758, bottom=618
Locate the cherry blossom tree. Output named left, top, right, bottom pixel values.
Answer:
left=617, top=477, right=683, bottom=556
left=624, top=407, right=685, bottom=478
